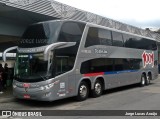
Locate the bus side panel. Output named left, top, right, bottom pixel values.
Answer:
left=104, top=71, right=141, bottom=89
left=68, top=74, right=77, bottom=97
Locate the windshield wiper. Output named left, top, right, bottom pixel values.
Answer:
left=39, top=74, right=48, bottom=81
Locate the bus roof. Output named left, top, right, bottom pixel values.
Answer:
left=87, top=22, right=156, bottom=41
left=30, top=19, right=156, bottom=41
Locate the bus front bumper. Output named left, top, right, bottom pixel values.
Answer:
left=13, top=87, right=56, bottom=101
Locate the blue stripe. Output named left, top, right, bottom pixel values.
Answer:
left=104, top=70, right=138, bottom=75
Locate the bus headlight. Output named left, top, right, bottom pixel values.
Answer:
left=39, top=86, right=45, bottom=91
left=13, top=84, right=17, bottom=89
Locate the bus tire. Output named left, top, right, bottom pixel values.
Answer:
left=76, top=81, right=89, bottom=101
left=91, top=80, right=103, bottom=98
left=146, top=74, right=151, bottom=85
left=140, top=74, right=146, bottom=87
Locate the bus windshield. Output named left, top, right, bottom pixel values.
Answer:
left=19, top=21, right=61, bottom=48
left=15, top=53, right=51, bottom=82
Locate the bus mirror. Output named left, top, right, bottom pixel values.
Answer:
left=44, top=42, right=76, bottom=61
left=2, top=46, right=18, bottom=62
left=56, top=42, right=76, bottom=49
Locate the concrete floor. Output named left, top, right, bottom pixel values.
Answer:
left=1, top=76, right=160, bottom=119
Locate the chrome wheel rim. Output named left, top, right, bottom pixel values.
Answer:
left=147, top=76, right=150, bottom=83
left=141, top=77, right=145, bottom=85
left=80, top=85, right=87, bottom=98
left=95, top=83, right=101, bottom=94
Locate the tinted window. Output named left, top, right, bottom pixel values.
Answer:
left=85, top=27, right=99, bottom=47
left=80, top=58, right=113, bottom=74
left=54, top=22, right=85, bottom=77
left=123, top=34, right=137, bottom=48
left=123, top=34, right=157, bottom=50
left=99, top=29, right=112, bottom=45
left=20, top=22, right=61, bottom=48
left=54, top=56, right=75, bottom=76
left=58, top=22, right=85, bottom=43
left=123, top=59, right=142, bottom=70
left=114, top=59, right=123, bottom=71
left=139, top=38, right=157, bottom=50
left=112, top=31, right=123, bottom=47
left=22, top=24, right=47, bottom=39
left=80, top=58, right=142, bottom=74
left=85, top=27, right=112, bottom=47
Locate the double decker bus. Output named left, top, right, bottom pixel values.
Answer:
left=3, top=20, right=158, bottom=101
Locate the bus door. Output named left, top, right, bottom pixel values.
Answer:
left=55, top=56, right=70, bottom=75
left=54, top=56, right=76, bottom=96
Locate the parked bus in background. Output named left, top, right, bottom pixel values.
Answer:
left=3, top=20, right=158, bottom=101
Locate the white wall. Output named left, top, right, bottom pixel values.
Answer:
left=0, top=53, right=16, bottom=68
left=0, top=60, right=15, bottom=68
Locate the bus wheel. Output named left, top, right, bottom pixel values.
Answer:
left=76, top=81, right=89, bottom=101
left=92, top=80, right=103, bottom=98
left=146, top=74, right=151, bottom=85
left=140, top=74, right=146, bottom=87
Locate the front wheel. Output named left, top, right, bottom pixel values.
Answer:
left=76, top=81, right=89, bottom=101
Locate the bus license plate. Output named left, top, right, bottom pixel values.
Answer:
left=24, top=94, right=30, bottom=99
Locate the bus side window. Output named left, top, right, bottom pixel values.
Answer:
left=58, top=22, right=85, bottom=43
left=85, top=27, right=100, bottom=47
left=98, top=29, right=112, bottom=46
left=112, top=31, right=123, bottom=47
left=123, top=34, right=157, bottom=50
left=80, top=58, right=114, bottom=74
left=114, top=59, right=123, bottom=71
left=85, top=27, right=112, bottom=47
